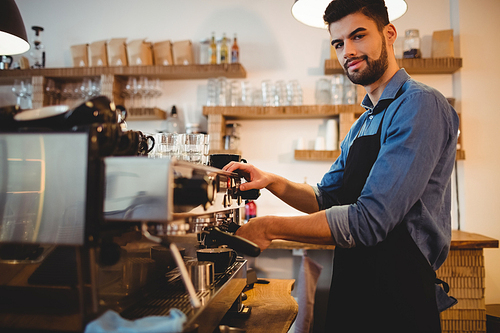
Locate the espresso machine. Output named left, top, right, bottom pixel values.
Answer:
left=0, top=97, right=260, bottom=332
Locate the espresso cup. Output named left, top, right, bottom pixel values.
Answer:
left=150, top=246, right=186, bottom=275
left=196, top=247, right=237, bottom=274
left=209, top=153, right=247, bottom=169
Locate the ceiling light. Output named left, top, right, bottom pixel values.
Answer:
left=0, top=0, right=30, bottom=55
left=291, top=0, right=408, bottom=29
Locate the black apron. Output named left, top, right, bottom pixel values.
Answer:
left=325, top=111, right=441, bottom=333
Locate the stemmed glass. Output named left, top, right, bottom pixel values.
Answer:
left=123, top=77, right=138, bottom=110
left=150, top=78, right=163, bottom=108
left=12, top=79, right=27, bottom=106
left=45, top=79, right=60, bottom=105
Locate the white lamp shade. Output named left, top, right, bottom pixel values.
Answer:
left=0, top=0, right=30, bottom=55
left=0, top=31, right=30, bottom=55
left=292, top=0, right=408, bottom=29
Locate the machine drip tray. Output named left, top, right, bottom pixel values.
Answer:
left=118, top=260, right=247, bottom=333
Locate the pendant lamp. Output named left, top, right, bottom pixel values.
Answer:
left=0, top=0, right=30, bottom=55
left=292, top=0, right=408, bottom=29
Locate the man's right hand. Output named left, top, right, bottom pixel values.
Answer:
left=222, top=161, right=273, bottom=192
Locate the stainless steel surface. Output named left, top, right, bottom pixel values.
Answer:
left=0, top=132, right=88, bottom=245
left=187, top=260, right=214, bottom=291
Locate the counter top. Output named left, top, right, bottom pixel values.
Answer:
left=267, top=230, right=499, bottom=250
left=219, top=279, right=297, bottom=333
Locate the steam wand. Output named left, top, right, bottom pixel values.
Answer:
left=141, top=222, right=201, bottom=309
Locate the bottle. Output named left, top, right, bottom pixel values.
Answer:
left=166, top=105, right=183, bottom=133
left=220, top=33, right=228, bottom=64
left=245, top=200, right=257, bottom=221
left=403, top=29, right=421, bottom=59
left=231, top=34, right=239, bottom=63
left=30, top=26, right=45, bottom=68
left=209, top=32, right=217, bottom=65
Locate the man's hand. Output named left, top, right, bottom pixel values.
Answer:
left=235, top=216, right=273, bottom=250
left=223, top=162, right=274, bottom=192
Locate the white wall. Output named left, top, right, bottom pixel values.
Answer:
left=4, top=0, right=500, bottom=304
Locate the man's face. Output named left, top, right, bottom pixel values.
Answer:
left=329, top=12, right=389, bottom=86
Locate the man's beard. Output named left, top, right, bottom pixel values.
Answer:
left=344, top=38, right=389, bottom=86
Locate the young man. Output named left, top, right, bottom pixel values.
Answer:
left=223, top=0, right=458, bottom=331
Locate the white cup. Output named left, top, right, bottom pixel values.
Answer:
left=314, top=137, right=325, bottom=150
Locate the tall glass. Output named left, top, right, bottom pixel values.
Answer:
left=183, top=133, right=204, bottom=164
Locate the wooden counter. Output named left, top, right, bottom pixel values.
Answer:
left=266, top=230, right=498, bottom=333
left=267, top=230, right=499, bottom=250
left=219, top=279, right=298, bottom=333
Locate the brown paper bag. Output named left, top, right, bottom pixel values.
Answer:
left=172, top=40, right=194, bottom=65
left=107, top=38, right=128, bottom=66
left=89, top=40, right=108, bottom=67
left=153, top=40, right=173, bottom=66
left=127, top=39, right=153, bottom=66
left=70, top=44, right=89, bottom=67
left=330, top=45, right=338, bottom=60
left=431, top=29, right=454, bottom=58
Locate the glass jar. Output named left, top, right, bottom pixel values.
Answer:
left=403, top=29, right=421, bottom=59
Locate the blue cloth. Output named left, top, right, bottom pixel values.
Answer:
left=315, top=68, right=459, bottom=272
left=84, top=309, right=186, bottom=333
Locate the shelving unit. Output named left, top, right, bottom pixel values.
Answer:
left=202, top=105, right=363, bottom=152
left=203, top=104, right=465, bottom=161
left=0, top=63, right=247, bottom=113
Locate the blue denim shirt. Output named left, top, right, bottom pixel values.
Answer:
left=314, top=69, right=459, bottom=272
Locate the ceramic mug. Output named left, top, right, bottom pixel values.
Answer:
left=209, top=153, right=246, bottom=169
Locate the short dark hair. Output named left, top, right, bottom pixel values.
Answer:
left=323, top=0, right=390, bottom=32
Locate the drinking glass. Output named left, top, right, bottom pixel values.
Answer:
left=229, top=80, right=242, bottom=106
left=206, top=78, right=217, bottom=106
left=261, top=80, right=275, bottom=106
left=275, top=80, right=288, bottom=106
left=331, top=75, right=344, bottom=105
left=315, top=78, right=331, bottom=105
left=216, top=77, right=228, bottom=106
left=241, top=81, right=253, bottom=106
left=202, top=134, right=210, bottom=165
left=343, top=80, right=357, bottom=105
left=287, top=80, right=303, bottom=106
left=183, top=133, right=204, bottom=164
left=156, top=133, right=179, bottom=158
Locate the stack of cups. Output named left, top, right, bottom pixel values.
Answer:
left=325, top=119, right=339, bottom=151
left=241, top=81, right=253, bottom=106
left=216, top=77, right=228, bottom=106
left=275, top=80, right=288, bottom=106
left=206, top=78, right=217, bottom=106
left=261, top=80, right=276, bottom=106
left=343, top=79, right=357, bottom=104
left=315, top=78, right=331, bottom=105
left=229, top=80, right=242, bottom=106
left=287, top=80, right=303, bottom=106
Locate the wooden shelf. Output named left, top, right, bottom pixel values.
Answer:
left=202, top=104, right=364, bottom=119
left=294, top=149, right=340, bottom=161
left=126, top=107, right=167, bottom=120
left=295, top=149, right=464, bottom=161
left=0, top=63, right=247, bottom=84
left=325, top=57, right=463, bottom=75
